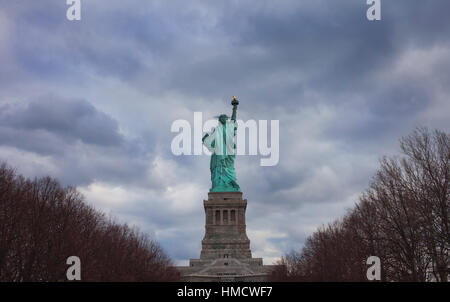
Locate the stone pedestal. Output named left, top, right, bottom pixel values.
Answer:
left=176, top=192, right=275, bottom=282
left=201, top=192, right=252, bottom=259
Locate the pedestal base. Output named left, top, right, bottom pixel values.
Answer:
left=176, top=192, right=275, bottom=282
left=177, top=257, right=275, bottom=282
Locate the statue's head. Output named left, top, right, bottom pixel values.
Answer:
left=218, top=114, right=229, bottom=125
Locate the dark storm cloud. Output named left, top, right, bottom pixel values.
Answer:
left=0, top=96, right=123, bottom=149
left=0, top=96, right=154, bottom=188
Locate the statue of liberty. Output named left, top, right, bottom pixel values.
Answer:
left=202, top=96, right=241, bottom=192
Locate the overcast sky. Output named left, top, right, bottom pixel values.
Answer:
left=1, top=0, right=449, bottom=265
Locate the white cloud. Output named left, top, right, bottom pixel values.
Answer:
left=387, top=45, right=450, bottom=80
left=79, top=182, right=139, bottom=208
left=0, top=145, right=59, bottom=177
left=247, top=229, right=288, bottom=265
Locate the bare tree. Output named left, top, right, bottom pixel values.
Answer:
left=0, top=163, right=180, bottom=282
left=270, top=128, right=449, bottom=282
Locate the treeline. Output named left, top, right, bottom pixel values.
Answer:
left=270, top=128, right=449, bottom=282
left=0, top=164, right=180, bottom=281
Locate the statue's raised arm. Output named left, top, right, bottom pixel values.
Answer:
left=231, top=96, right=239, bottom=122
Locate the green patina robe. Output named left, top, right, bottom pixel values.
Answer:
left=203, top=120, right=240, bottom=192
